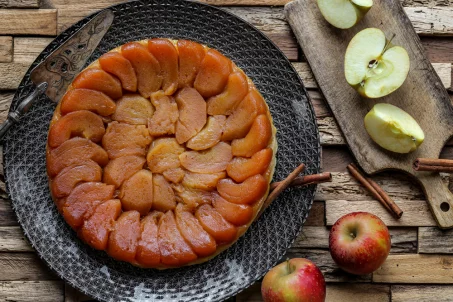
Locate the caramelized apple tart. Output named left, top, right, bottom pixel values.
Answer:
left=46, top=39, right=277, bottom=269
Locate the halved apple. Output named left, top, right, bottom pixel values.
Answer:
left=317, top=0, right=372, bottom=29
left=364, top=103, right=424, bottom=153
left=345, top=28, right=410, bottom=98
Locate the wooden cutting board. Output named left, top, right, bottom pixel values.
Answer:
left=285, top=0, right=453, bottom=229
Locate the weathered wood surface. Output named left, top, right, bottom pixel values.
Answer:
left=0, top=36, right=13, bottom=63
left=392, top=285, right=453, bottom=301
left=373, top=254, right=453, bottom=283
left=0, top=227, right=32, bottom=252
left=0, top=9, right=57, bottom=35
left=236, top=283, right=391, bottom=302
left=326, top=200, right=437, bottom=226
left=418, top=227, right=453, bottom=253
left=0, top=0, right=39, bottom=8
left=0, top=253, right=58, bottom=280
left=0, top=281, right=63, bottom=302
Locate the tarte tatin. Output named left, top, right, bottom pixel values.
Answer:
left=46, top=39, right=277, bottom=269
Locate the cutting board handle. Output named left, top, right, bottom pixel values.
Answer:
left=418, top=174, right=453, bottom=229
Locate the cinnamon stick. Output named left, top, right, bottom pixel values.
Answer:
left=269, top=172, right=332, bottom=191
left=261, top=163, right=305, bottom=213
left=414, top=158, right=453, bottom=172
left=347, top=163, right=403, bottom=219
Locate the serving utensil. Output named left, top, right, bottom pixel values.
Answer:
left=0, top=9, right=114, bottom=140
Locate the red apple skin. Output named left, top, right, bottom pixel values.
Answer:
left=261, top=258, right=326, bottom=302
left=329, top=212, right=391, bottom=275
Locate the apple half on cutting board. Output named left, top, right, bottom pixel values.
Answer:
left=345, top=28, right=410, bottom=98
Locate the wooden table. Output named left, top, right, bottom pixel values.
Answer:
left=1, top=0, right=453, bottom=301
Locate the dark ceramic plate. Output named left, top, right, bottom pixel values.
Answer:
left=3, top=1, right=320, bottom=301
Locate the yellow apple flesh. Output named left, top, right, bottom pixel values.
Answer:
left=364, top=103, right=424, bottom=153
left=317, top=0, right=372, bottom=29
left=345, top=28, right=410, bottom=98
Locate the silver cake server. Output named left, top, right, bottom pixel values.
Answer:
left=0, top=9, right=114, bottom=140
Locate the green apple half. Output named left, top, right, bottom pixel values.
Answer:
left=345, top=28, right=410, bottom=98
left=364, top=103, right=424, bottom=153
left=317, top=0, right=373, bottom=29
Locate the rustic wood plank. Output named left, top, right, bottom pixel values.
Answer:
left=236, top=283, right=391, bottom=302
left=0, top=62, right=30, bottom=90
left=304, top=201, right=324, bottom=226
left=0, top=199, right=18, bottom=227
left=406, top=7, right=453, bottom=36
left=418, top=227, right=453, bottom=253
left=292, top=226, right=417, bottom=253
left=0, top=227, right=32, bottom=252
left=0, top=0, right=39, bottom=8
left=0, top=36, right=12, bottom=63
left=421, top=37, right=453, bottom=63
left=0, top=253, right=58, bottom=280
left=0, top=92, right=14, bottom=124
left=0, top=10, right=57, bottom=36
left=392, top=285, right=453, bottom=302
left=13, top=37, right=53, bottom=63
left=65, top=283, right=93, bottom=302
left=373, top=254, right=453, bottom=283
left=325, top=200, right=437, bottom=226
left=235, top=282, right=262, bottom=302
left=285, top=249, right=371, bottom=282
left=326, top=284, right=390, bottom=302
left=316, top=172, right=438, bottom=202
left=0, top=281, right=63, bottom=302
left=321, top=146, right=354, bottom=172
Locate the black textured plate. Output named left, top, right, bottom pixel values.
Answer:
left=3, top=1, right=320, bottom=301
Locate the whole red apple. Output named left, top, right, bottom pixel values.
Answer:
left=261, top=258, right=326, bottom=302
left=329, top=212, right=391, bottom=275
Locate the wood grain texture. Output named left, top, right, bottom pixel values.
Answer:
left=0, top=199, right=18, bottom=226
left=326, top=284, right=390, bottom=302
left=0, top=0, right=39, bottom=8
left=0, top=62, right=31, bottom=90
left=0, top=253, right=58, bottom=280
left=418, top=227, right=453, bottom=253
left=0, top=36, right=13, bottom=63
left=286, top=0, right=453, bottom=229
left=65, top=283, right=93, bottom=302
left=292, top=227, right=417, bottom=253
left=406, top=7, right=453, bottom=35
left=392, top=285, right=453, bottom=301
left=285, top=249, right=371, bottom=282
left=326, top=200, right=437, bottom=226
left=0, top=10, right=57, bottom=35
left=304, top=201, right=325, bottom=226
left=236, top=283, right=392, bottom=302
left=0, top=281, right=63, bottom=302
left=13, top=37, right=53, bottom=63
left=373, top=254, right=453, bottom=283
left=315, top=172, right=445, bottom=201
left=0, top=227, right=33, bottom=252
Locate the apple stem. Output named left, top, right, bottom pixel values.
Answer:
left=382, top=33, right=396, bottom=55
left=286, top=259, right=291, bottom=274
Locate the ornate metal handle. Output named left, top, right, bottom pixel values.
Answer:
left=0, top=83, right=48, bottom=141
